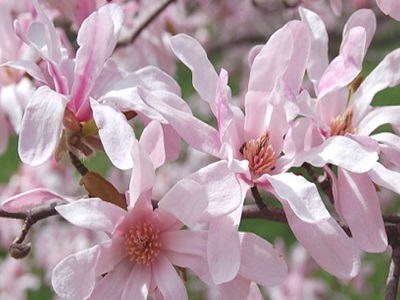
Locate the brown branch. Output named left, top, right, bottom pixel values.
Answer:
left=303, top=163, right=334, bottom=204
left=385, top=225, right=400, bottom=300
left=242, top=205, right=288, bottom=224
left=118, top=0, right=176, bottom=47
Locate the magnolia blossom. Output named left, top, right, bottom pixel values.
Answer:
left=283, top=7, right=400, bottom=253
left=3, top=0, right=181, bottom=169
left=139, top=18, right=374, bottom=281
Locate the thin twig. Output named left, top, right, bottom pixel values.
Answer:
left=250, top=185, right=266, bottom=210
left=0, top=200, right=66, bottom=259
left=118, top=0, right=176, bottom=47
left=69, top=150, right=89, bottom=176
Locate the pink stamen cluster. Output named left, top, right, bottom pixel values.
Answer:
left=240, top=131, right=277, bottom=176
left=329, top=109, right=356, bottom=137
left=125, top=222, right=161, bottom=265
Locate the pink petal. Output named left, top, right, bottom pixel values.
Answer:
left=284, top=205, right=361, bottom=279
left=208, top=209, right=241, bottom=284
left=260, top=173, right=330, bottom=223
left=121, top=264, right=151, bottom=300
left=216, top=69, right=234, bottom=140
left=71, top=5, right=122, bottom=111
left=31, top=0, right=63, bottom=62
left=343, top=9, right=376, bottom=52
left=153, top=254, right=188, bottom=300
left=238, top=232, right=287, bottom=286
left=18, top=86, right=69, bottom=165
left=140, top=120, right=166, bottom=168
left=169, top=34, right=218, bottom=113
left=188, top=161, right=245, bottom=217
left=128, top=139, right=156, bottom=208
left=158, top=179, right=208, bottom=228
left=219, top=276, right=263, bottom=300
left=352, top=49, right=400, bottom=123
left=330, top=0, right=342, bottom=16
left=52, top=239, right=126, bottom=300
left=318, top=27, right=366, bottom=98
left=91, top=100, right=134, bottom=170
left=1, top=60, right=46, bottom=84
left=88, top=258, right=132, bottom=300
left=55, top=198, right=126, bottom=233
left=357, top=106, right=400, bottom=136
left=2, top=188, right=67, bottom=213
left=139, top=88, right=221, bottom=157
left=377, top=0, right=400, bottom=20
left=299, top=7, right=329, bottom=89
left=292, top=136, right=378, bottom=173
left=135, top=66, right=181, bottom=96
left=162, top=124, right=181, bottom=161
left=0, top=109, right=8, bottom=154
left=368, top=162, right=400, bottom=194
left=160, top=230, right=207, bottom=257
left=337, top=169, right=387, bottom=252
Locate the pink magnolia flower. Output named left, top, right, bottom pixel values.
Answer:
left=284, top=7, right=400, bottom=253
left=0, top=5, right=37, bottom=154
left=4, top=0, right=181, bottom=169
left=140, top=19, right=371, bottom=281
left=50, top=137, right=208, bottom=299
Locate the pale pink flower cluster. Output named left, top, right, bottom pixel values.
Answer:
left=0, top=0, right=399, bottom=299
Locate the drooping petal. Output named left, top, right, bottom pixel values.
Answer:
left=91, top=100, right=134, bottom=170
left=152, top=254, right=188, bottom=300
left=259, top=172, right=330, bottom=223
left=351, top=48, right=400, bottom=123
left=2, top=188, right=68, bottom=213
left=121, top=264, right=151, bottom=300
left=238, top=232, right=287, bottom=286
left=292, top=135, right=378, bottom=173
left=368, top=162, right=400, bottom=194
left=337, top=169, right=387, bottom=252
left=18, top=86, right=69, bottom=165
left=357, top=106, right=400, bottom=135
left=139, top=88, right=221, bottom=157
left=158, top=179, right=208, bottom=228
left=169, top=33, right=218, bottom=114
left=208, top=207, right=241, bottom=284
left=284, top=205, right=361, bottom=279
left=55, top=198, right=126, bottom=233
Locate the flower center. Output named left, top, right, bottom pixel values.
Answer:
left=240, top=130, right=276, bottom=176
left=125, top=222, right=161, bottom=265
left=329, top=109, right=356, bottom=136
